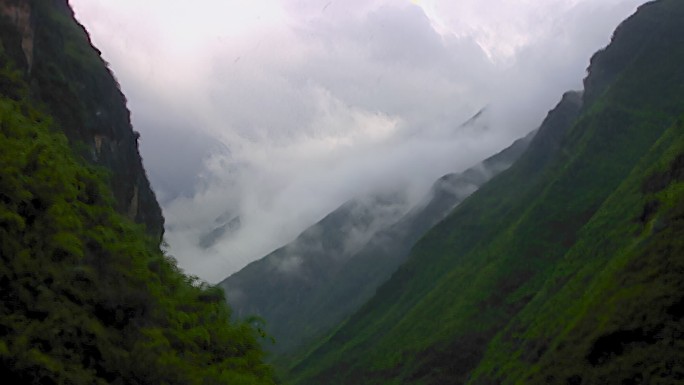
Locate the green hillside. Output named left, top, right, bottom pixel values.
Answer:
left=286, top=1, right=684, bottom=383
left=471, top=104, right=684, bottom=385
left=0, top=1, right=274, bottom=384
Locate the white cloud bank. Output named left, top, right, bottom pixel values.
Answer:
left=70, top=0, right=647, bottom=282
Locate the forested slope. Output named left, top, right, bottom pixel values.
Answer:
left=0, top=1, right=274, bottom=384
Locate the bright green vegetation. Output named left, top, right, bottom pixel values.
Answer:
left=0, top=78, right=274, bottom=385
left=285, top=1, right=684, bottom=383
left=0, top=1, right=274, bottom=384
left=471, top=113, right=684, bottom=385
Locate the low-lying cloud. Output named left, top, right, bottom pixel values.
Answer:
left=71, top=0, right=647, bottom=282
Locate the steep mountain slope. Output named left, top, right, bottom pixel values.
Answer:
left=0, top=0, right=163, bottom=240
left=220, top=192, right=414, bottom=352
left=221, top=129, right=535, bottom=355
left=471, top=108, right=684, bottom=385
left=0, top=1, right=274, bottom=384
left=287, top=1, right=684, bottom=383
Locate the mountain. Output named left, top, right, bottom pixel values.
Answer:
left=0, top=1, right=273, bottom=384
left=220, top=191, right=412, bottom=350
left=220, top=122, right=536, bottom=355
left=285, top=1, right=684, bottom=384
left=0, top=0, right=163, bottom=241
left=198, top=213, right=241, bottom=249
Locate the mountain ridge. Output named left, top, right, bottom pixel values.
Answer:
left=1, top=0, right=164, bottom=240
left=0, top=1, right=275, bottom=384
left=221, top=125, right=536, bottom=355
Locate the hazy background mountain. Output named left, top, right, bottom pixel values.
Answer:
left=70, top=0, right=649, bottom=281
left=220, top=111, right=537, bottom=354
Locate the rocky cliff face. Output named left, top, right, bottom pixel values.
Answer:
left=0, top=0, right=163, bottom=240
left=0, top=0, right=32, bottom=70
left=0, top=3, right=277, bottom=383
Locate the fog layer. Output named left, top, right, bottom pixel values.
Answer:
left=71, top=0, right=647, bottom=282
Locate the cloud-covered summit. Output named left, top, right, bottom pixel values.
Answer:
left=71, top=0, right=647, bottom=281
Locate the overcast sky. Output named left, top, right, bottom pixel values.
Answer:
left=70, top=0, right=647, bottom=282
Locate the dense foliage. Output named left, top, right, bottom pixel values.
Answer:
left=0, top=90, right=273, bottom=384
left=0, top=1, right=274, bottom=384
left=284, top=1, right=684, bottom=383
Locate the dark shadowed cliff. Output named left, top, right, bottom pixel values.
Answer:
left=1, top=0, right=163, bottom=240
left=0, top=1, right=274, bottom=384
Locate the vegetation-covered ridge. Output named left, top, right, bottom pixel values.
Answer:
left=0, top=96, right=274, bottom=384
left=0, top=1, right=275, bottom=384
left=286, top=0, right=684, bottom=383
left=0, top=0, right=164, bottom=240
left=471, top=111, right=684, bottom=385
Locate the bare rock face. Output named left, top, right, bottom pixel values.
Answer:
left=0, top=0, right=164, bottom=241
left=0, top=0, right=32, bottom=70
